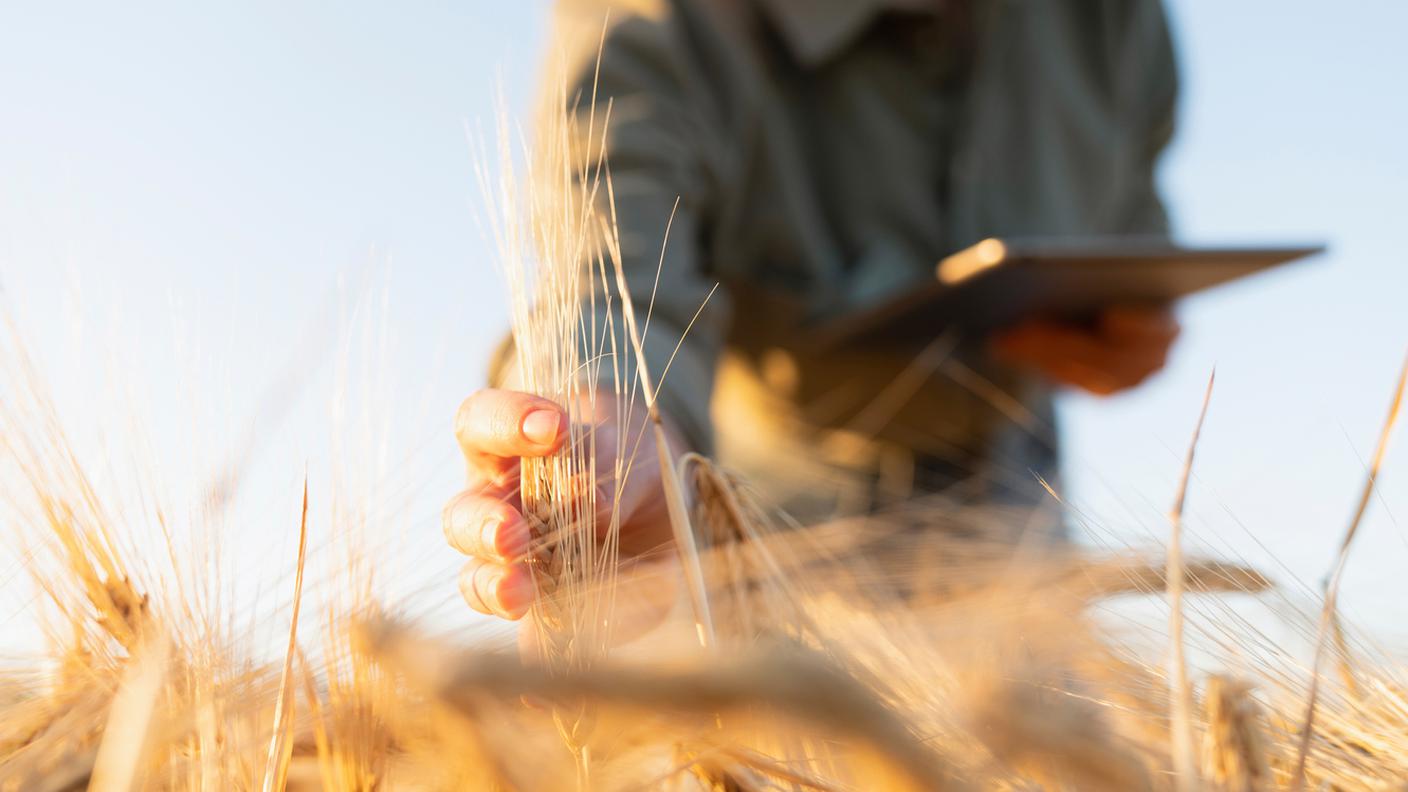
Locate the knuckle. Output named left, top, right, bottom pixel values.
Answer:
left=460, top=584, right=489, bottom=615
left=475, top=463, right=516, bottom=493
left=441, top=492, right=475, bottom=548
left=488, top=508, right=522, bottom=556
left=460, top=388, right=545, bottom=452
left=455, top=390, right=489, bottom=443
left=445, top=492, right=521, bottom=560
left=441, top=494, right=462, bottom=538
left=458, top=563, right=495, bottom=615
left=488, top=399, right=523, bottom=445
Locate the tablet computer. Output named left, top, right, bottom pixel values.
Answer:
left=811, top=237, right=1323, bottom=347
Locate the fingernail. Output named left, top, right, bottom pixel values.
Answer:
left=485, top=515, right=528, bottom=560
left=522, top=409, right=562, bottom=447
left=496, top=571, right=535, bottom=618
left=475, top=567, right=505, bottom=613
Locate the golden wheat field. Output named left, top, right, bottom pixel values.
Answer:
left=3, top=74, right=1408, bottom=792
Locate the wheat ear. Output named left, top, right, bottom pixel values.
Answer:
left=1202, top=675, right=1269, bottom=792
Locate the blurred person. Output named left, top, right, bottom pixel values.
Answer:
left=445, top=0, right=1181, bottom=620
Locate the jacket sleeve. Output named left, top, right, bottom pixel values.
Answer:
left=1116, top=0, right=1180, bottom=234
left=490, top=0, right=732, bottom=453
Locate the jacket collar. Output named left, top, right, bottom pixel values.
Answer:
left=757, top=0, right=936, bottom=67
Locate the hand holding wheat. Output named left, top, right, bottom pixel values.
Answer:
left=444, top=387, right=682, bottom=621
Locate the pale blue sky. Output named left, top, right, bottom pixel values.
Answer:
left=1, top=1, right=1405, bottom=648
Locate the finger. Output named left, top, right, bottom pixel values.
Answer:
left=1105, top=345, right=1170, bottom=390
left=458, top=558, right=535, bottom=620
left=442, top=490, right=532, bottom=562
left=455, top=388, right=568, bottom=468
left=463, top=463, right=523, bottom=501
left=988, top=320, right=1049, bottom=360
left=990, top=325, right=1058, bottom=377
left=1005, top=325, right=1148, bottom=394
left=1050, top=343, right=1168, bottom=395
left=1080, top=331, right=1171, bottom=388
left=991, top=319, right=1102, bottom=363
left=995, top=322, right=1099, bottom=368
left=1047, top=360, right=1119, bottom=395
left=1100, top=305, right=1180, bottom=342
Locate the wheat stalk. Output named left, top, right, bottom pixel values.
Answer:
left=1290, top=350, right=1408, bottom=790
left=258, top=478, right=310, bottom=792
left=1168, top=369, right=1216, bottom=792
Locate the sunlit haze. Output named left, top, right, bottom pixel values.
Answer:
left=2, top=1, right=1405, bottom=654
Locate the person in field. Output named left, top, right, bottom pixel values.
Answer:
left=445, top=0, right=1181, bottom=619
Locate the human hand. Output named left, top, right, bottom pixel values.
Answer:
left=990, top=305, right=1180, bottom=396
left=443, top=388, right=679, bottom=621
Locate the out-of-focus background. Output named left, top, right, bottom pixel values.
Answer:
left=2, top=1, right=1405, bottom=651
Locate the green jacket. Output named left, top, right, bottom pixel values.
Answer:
left=501, top=0, right=1178, bottom=520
